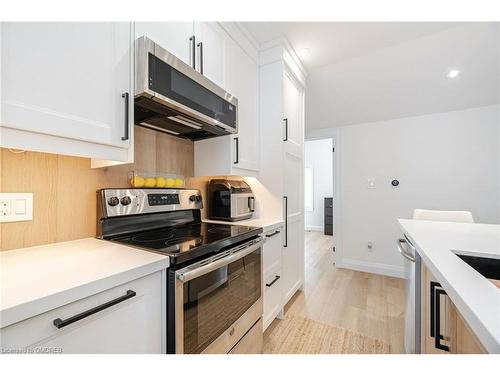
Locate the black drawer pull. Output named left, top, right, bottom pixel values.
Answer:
left=265, top=230, right=281, bottom=238
left=266, top=275, right=280, bottom=287
left=53, top=290, right=136, bottom=329
left=121, top=92, right=129, bottom=141
left=434, top=288, right=450, bottom=351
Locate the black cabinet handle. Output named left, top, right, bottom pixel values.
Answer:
left=189, top=35, right=196, bottom=69
left=234, top=137, right=239, bottom=164
left=53, top=290, right=136, bottom=329
left=265, top=230, right=281, bottom=238
left=266, top=275, right=280, bottom=287
left=434, top=288, right=450, bottom=352
left=197, top=41, right=204, bottom=75
left=248, top=196, right=255, bottom=212
left=283, top=118, right=288, bottom=141
left=283, top=196, right=288, bottom=247
left=121, top=92, right=129, bottom=141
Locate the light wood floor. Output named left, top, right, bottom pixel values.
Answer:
left=264, top=231, right=406, bottom=353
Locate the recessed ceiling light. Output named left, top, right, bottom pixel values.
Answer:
left=447, top=69, right=460, bottom=78
left=298, top=48, right=310, bottom=58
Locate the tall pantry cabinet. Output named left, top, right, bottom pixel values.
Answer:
left=259, top=40, right=306, bottom=325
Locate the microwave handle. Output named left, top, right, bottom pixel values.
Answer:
left=189, top=35, right=196, bottom=69
left=248, top=197, right=255, bottom=212
left=176, top=238, right=263, bottom=283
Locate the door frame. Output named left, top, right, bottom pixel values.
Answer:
left=304, top=127, right=343, bottom=267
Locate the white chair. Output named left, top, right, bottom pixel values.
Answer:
left=413, top=209, right=474, bottom=223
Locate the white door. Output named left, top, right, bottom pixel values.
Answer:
left=135, top=22, right=194, bottom=67
left=283, top=72, right=303, bottom=158
left=282, top=71, right=305, bottom=304
left=1, top=22, right=132, bottom=149
left=194, top=22, right=227, bottom=88
left=226, top=39, right=260, bottom=171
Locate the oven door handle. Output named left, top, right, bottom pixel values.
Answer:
left=176, top=238, right=264, bottom=283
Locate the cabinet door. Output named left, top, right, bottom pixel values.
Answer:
left=283, top=71, right=303, bottom=158
left=0, top=272, right=163, bottom=354
left=227, top=39, right=260, bottom=171
left=135, top=22, right=194, bottom=66
left=1, top=22, right=132, bottom=150
left=194, top=22, right=227, bottom=88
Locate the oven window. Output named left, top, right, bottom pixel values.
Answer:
left=183, top=248, right=261, bottom=354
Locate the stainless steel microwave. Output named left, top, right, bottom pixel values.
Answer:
left=134, top=36, right=238, bottom=140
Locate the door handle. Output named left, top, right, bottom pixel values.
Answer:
left=283, top=118, right=288, bottom=141
left=283, top=196, right=288, bottom=247
left=234, top=137, right=239, bottom=164
left=197, top=41, right=204, bottom=75
left=266, top=275, right=281, bottom=287
left=434, top=288, right=450, bottom=352
left=189, top=35, right=196, bottom=69
left=121, top=92, right=129, bottom=141
left=53, top=290, right=136, bottom=329
left=397, top=238, right=415, bottom=262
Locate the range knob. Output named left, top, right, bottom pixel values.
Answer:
left=120, top=196, right=132, bottom=206
left=195, top=195, right=201, bottom=202
left=107, top=196, right=119, bottom=207
left=189, top=195, right=197, bottom=202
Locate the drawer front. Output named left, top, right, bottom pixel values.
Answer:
left=263, top=262, right=282, bottom=331
left=1, top=272, right=163, bottom=354
left=262, top=226, right=283, bottom=275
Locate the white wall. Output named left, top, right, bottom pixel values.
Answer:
left=337, top=105, right=500, bottom=277
left=304, top=138, right=333, bottom=231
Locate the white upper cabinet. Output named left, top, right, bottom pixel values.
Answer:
left=283, top=72, right=304, bottom=158
left=0, top=22, right=133, bottom=162
left=193, top=22, right=227, bottom=88
left=194, top=28, right=260, bottom=177
left=135, top=22, right=194, bottom=67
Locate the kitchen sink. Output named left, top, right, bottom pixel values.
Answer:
left=455, top=253, right=500, bottom=288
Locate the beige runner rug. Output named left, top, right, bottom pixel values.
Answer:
left=263, top=315, right=391, bottom=354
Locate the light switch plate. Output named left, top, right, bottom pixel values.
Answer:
left=0, top=193, right=33, bottom=223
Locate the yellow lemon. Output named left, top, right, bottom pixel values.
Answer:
left=174, top=178, right=184, bottom=188
left=130, top=176, right=145, bottom=187
left=165, top=178, right=175, bottom=188
left=156, top=177, right=166, bottom=188
left=144, top=177, right=157, bottom=188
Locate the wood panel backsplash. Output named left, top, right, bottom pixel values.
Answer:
left=0, top=126, right=194, bottom=251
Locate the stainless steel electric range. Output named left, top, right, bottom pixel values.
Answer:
left=97, top=188, right=264, bottom=354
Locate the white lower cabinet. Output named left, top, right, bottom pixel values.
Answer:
left=0, top=272, right=164, bottom=354
left=262, top=225, right=284, bottom=331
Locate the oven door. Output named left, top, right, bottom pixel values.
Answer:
left=173, top=238, right=263, bottom=354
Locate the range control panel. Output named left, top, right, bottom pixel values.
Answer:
left=99, top=188, right=202, bottom=218
left=148, top=193, right=180, bottom=206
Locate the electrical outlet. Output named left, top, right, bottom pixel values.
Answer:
left=0, top=193, right=33, bottom=223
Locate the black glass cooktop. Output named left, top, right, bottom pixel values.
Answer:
left=110, top=222, right=262, bottom=265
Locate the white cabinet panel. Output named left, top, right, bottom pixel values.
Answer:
left=282, top=216, right=304, bottom=304
left=283, top=72, right=303, bottom=158
left=0, top=272, right=164, bottom=354
left=194, top=22, right=226, bottom=88
left=135, top=22, right=194, bottom=66
left=1, top=22, right=132, bottom=153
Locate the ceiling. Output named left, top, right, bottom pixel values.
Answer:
left=242, top=22, right=463, bottom=69
left=303, top=23, right=500, bottom=129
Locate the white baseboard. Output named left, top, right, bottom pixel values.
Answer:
left=305, top=225, right=323, bottom=232
left=337, top=258, right=405, bottom=279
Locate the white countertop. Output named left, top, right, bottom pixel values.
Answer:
left=398, top=219, right=500, bottom=353
left=203, top=217, right=283, bottom=232
left=0, top=238, right=169, bottom=328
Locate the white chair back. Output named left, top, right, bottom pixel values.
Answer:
left=412, top=209, right=474, bottom=223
